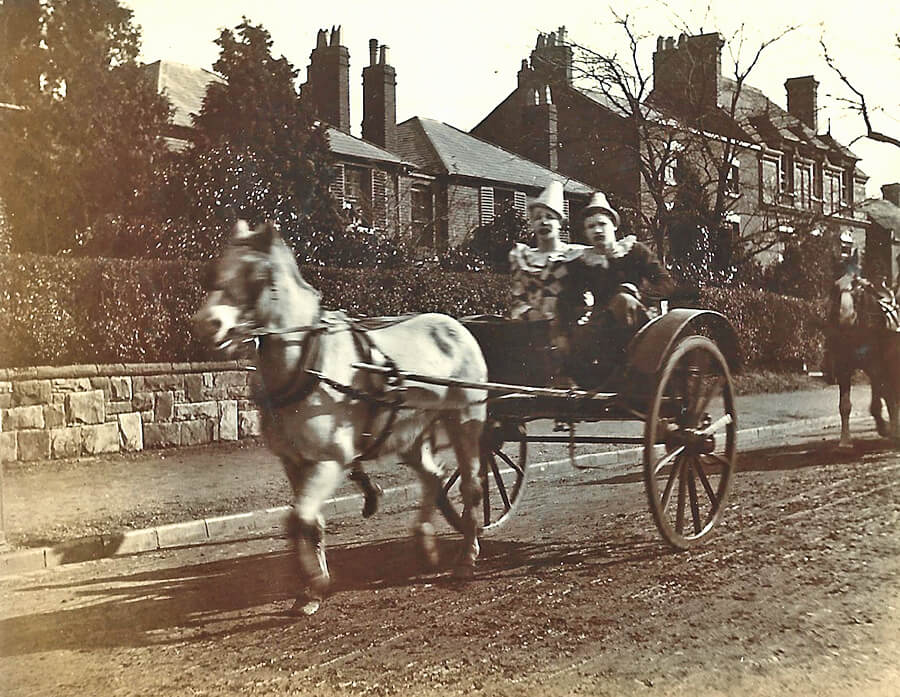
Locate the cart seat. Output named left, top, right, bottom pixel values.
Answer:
left=460, top=315, right=553, bottom=387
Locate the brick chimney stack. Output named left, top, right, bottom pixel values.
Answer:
left=883, top=183, right=900, bottom=207
left=304, top=26, right=351, bottom=133
left=785, top=76, right=819, bottom=132
left=361, top=38, right=397, bottom=152
left=530, top=27, right=573, bottom=86
left=652, top=32, right=724, bottom=116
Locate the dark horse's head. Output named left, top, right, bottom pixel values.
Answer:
left=829, top=248, right=900, bottom=332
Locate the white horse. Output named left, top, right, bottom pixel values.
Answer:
left=193, top=220, right=487, bottom=613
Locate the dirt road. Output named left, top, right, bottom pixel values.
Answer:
left=2, top=434, right=898, bottom=697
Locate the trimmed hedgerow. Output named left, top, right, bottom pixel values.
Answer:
left=695, top=286, right=826, bottom=370
left=0, top=253, right=825, bottom=370
left=0, top=254, right=510, bottom=368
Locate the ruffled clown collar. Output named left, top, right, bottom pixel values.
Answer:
left=581, top=235, right=637, bottom=266
left=509, top=242, right=589, bottom=272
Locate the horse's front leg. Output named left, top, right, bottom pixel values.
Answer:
left=869, top=378, right=889, bottom=438
left=444, top=414, right=485, bottom=580
left=285, top=458, right=344, bottom=615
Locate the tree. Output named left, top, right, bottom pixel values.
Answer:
left=0, top=0, right=44, bottom=104
left=820, top=36, right=900, bottom=150
left=565, top=11, right=820, bottom=277
left=0, top=0, right=172, bottom=255
left=145, top=18, right=348, bottom=263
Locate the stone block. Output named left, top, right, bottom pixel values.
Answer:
left=133, top=374, right=183, bottom=392
left=218, top=400, right=238, bottom=441
left=174, top=401, right=218, bottom=421
left=118, top=412, right=143, bottom=452
left=51, top=377, right=93, bottom=393
left=18, top=430, right=51, bottom=461
left=43, top=403, right=66, bottom=429
left=206, top=512, right=256, bottom=539
left=184, top=374, right=209, bottom=402
left=143, top=422, right=181, bottom=449
left=89, top=376, right=112, bottom=399
left=0, top=394, right=11, bottom=410
left=155, top=391, right=175, bottom=422
left=109, top=376, right=132, bottom=401
left=82, top=422, right=119, bottom=455
left=214, top=371, right=249, bottom=388
left=239, top=409, right=261, bottom=438
left=12, top=379, right=52, bottom=406
left=3, top=405, right=44, bottom=430
left=50, top=394, right=66, bottom=406
left=0, top=381, right=10, bottom=394
left=0, top=547, right=47, bottom=577
left=180, top=419, right=215, bottom=446
left=66, top=390, right=105, bottom=425
left=106, top=400, right=134, bottom=416
left=50, top=427, right=82, bottom=459
left=0, top=432, right=17, bottom=463
left=132, top=391, right=154, bottom=412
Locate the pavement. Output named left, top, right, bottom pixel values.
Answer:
left=0, top=383, right=884, bottom=578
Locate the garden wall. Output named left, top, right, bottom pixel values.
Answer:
left=0, top=361, right=260, bottom=464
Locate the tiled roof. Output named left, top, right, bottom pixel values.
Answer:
left=142, top=60, right=224, bottom=128
left=859, top=198, right=900, bottom=233
left=325, top=127, right=411, bottom=166
left=396, top=117, right=593, bottom=195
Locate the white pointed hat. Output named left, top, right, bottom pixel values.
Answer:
left=528, top=180, right=565, bottom=220
left=582, top=191, right=620, bottom=227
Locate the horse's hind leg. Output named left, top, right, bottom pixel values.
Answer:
left=284, top=458, right=343, bottom=613
left=348, top=465, right=383, bottom=518
left=404, top=428, right=442, bottom=568
left=443, top=413, right=484, bottom=580
left=837, top=368, right=854, bottom=449
left=869, top=376, right=889, bottom=438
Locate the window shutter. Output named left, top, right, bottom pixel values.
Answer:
left=479, top=186, right=495, bottom=225
left=330, top=163, right=345, bottom=208
left=513, top=191, right=527, bottom=218
left=372, top=170, right=388, bottom=228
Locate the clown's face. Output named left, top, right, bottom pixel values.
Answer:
left=584, top=211, right=618, bottom=254
left=529, top=205, right=562, bottom=242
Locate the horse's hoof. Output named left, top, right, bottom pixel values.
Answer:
left=290, top=598, right=321, bottom=616
left=362, top=483, right=383, bottom=518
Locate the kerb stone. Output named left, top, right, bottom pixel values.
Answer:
left=66, top=390, right=105, bottom=425
left=118, top=412, right=143, bottom=452
left=82, top=423, right=119, bottom=455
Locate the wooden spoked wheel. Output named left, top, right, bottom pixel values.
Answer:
left=643, top=336, right=737, bottom=549
left=437, top=420, right=528, bottom=534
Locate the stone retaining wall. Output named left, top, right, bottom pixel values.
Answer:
left=0, top=361, right=261, bottom=463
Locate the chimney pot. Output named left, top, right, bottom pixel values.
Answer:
left=665, top=36, right=675, bottom=50
left=657, top=36, right=664, bottom=51
left=379, top=45, right=389, bottom=64
left=369, top=38, right=378, bottom=66
left=316, top=29, right=327, bottom=48
left=330, top=25, right=341, bottom=46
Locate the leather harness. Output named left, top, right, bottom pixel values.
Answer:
left=255, top=311, right=406, bottom=463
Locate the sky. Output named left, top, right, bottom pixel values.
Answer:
left=123, top=0, right=899, bottom=198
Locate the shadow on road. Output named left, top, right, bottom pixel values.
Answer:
left=576, top=436, right=897, bottom=487
left=0, top=528, right=670, bottom=657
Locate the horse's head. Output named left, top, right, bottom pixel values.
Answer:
left=193, top=220, right=320, bottom=356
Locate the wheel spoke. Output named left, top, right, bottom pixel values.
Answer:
left=699, top=414, right=733, bottom=436
left=660, top=454, right=682, bottom=513
left=686, top=458, right=702, bottom=534
left=693, top=375, right=725, bottom=421
left=495, top=447, right=524, bottom=476
left=481, top=464, right=492, bottom=527
left=490, top=454, right=511, bottom=510
left=694, top=457, right=719, bottom=507
left=443, top=469, right=460, bottom=496
left=653, top=444, right=686, bottom=476
left=675, top=459, right=688, bottom=534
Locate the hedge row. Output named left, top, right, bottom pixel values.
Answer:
left=0, top=254, right=825, bottom=370
left=0, top=254, right=509, bottom=368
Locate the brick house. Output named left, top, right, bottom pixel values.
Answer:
left=473, top=29, right=870, bottom=266
left=395, top=117, right=592, bottom=247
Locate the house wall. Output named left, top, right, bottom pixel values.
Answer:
left=445, top=183, right=482, bottom=247
left=0, top=362, right=261, bottom=464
